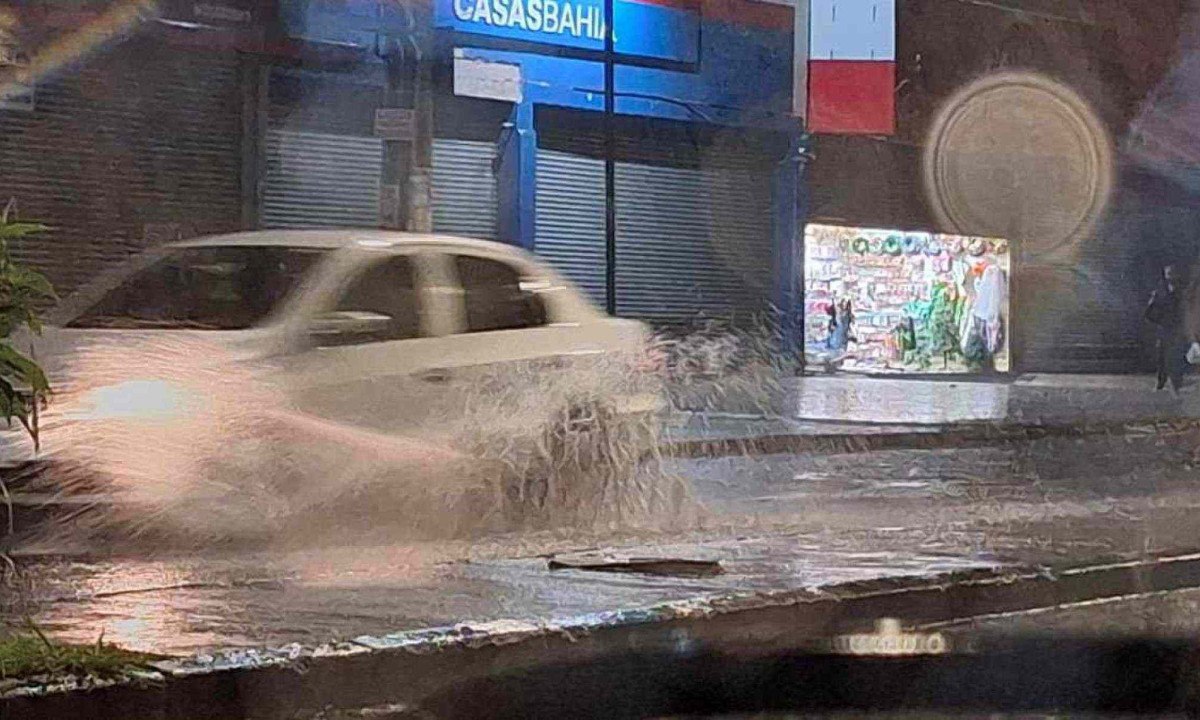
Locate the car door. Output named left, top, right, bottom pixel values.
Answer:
left=426, top=251, right=612, bottom=415
left=281, top=250, right=450, bottom=434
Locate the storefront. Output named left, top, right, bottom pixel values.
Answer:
left=804, top=223, right=1011, bottom=373
left=531, top=112, right=783, bottom=321
left=242, top=0, right=803, bottom=328
left=437, top=0, right=799, bottom=327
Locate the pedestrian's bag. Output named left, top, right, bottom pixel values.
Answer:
left=1187, top=343, right=1200, bottom=366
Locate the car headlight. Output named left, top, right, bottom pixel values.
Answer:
left=64, top=380, right=196, bottom=421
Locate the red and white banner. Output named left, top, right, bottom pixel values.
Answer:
left=806, top=0, right=895, bottom=135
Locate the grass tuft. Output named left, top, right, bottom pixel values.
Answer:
left=0, top=628, right=160, bottom=682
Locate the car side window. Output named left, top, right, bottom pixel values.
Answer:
left=325, top=255, right=421, bottom=345
left=454, top=255, right=547, bottom=333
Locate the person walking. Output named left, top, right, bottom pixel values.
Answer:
left=1146, top=264, right=1188, bottom=395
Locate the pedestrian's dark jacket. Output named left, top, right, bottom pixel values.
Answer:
left=1146, top=281, right=1183, bottom=340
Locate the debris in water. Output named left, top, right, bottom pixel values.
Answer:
left=547, top=553, right=724, bottom=577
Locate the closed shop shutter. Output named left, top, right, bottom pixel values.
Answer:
left=0, top=36, right=242, bottom=297
left=536, top=128, right=775, bottom=325
left=614, top=152, right=773, bottom=324
left=535, top=146, right=607, bottom=306
left=261, top=129, right=383, bottom=229
left=431, top=138, right=498, bottom=240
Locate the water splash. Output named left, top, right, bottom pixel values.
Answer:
left=20, top=332, right=708, bottom=550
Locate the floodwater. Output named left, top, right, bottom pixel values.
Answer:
left=8, top=427, right=1200, bottom=655
left=6, top=330, right=1200, bottom=654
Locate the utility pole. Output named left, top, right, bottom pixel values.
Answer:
left=381, top=45, right=409, bottom=230
left=603, top=0, right=616, bottom=315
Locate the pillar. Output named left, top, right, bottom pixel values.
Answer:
left=772, top=131, right=813, bottom=363
left=496, top=101, right=537, bottom=251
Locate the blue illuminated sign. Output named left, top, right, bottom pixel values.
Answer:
left=436, top=0, right=699, bottom=63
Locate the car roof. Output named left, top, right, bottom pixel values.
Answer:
left=171, top=229, right=527, bottom=256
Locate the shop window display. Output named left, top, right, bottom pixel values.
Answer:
left=804, top=223, right=1011, bottom=374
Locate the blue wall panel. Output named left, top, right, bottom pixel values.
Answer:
left=454, top=17, right=793, bottom=128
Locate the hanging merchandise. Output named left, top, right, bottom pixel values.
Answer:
left=882, top=235, right=903, bottom=256
left=852, top=237, right=870, bottom=254
left=973, top=264, right=1007, bottom=355
left=905, top=284, right=961, bottom=368
left=902, top=234, right=925, bottom=255
left=925, top=238, right=943, bottom=256
left=868, top=236, right=884, bottom=254
left=962, top=317, right=990, bottom=364
left=828, top=299, right=854, bottom=351
left=967, top=238, right=988, bottom=256
left=957, top=264, right=977, bottom=354
left=890, top=317, right=916, bottom=361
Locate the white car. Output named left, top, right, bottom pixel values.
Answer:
left=2, top=230, right=661, bottom=466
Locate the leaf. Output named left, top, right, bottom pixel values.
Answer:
left=0, top=223, right=49, bottom=241
left=0, top=344, right=49, bottom=394
left=0, top=204, right=54, bottom=447
left=6, top=264, right=55, bottom=298
left=0, top=378, right=23, bottom=427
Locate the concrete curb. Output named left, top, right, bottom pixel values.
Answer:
left=8, top=548, right=1200, bottom=719
left=660, top=417, right=1200, bottom=459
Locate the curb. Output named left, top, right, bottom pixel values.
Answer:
left=9, top=548, right=1200, bottom=719
left=660, top=416, right=1200, bottom=459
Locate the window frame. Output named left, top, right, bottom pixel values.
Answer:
left=442, top=251, right=555, bottom=335
left=305, top=248, right=434, bottom=347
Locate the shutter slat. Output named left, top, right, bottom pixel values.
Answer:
left=261, top=129, right=383, bottom=230
left=535, top=131, right=774, bottom=325
left=431, top=138, right=498, bottom=240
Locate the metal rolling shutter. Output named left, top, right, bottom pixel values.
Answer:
left=614, top=152, right=773, bottom=324
left=535, top=132, right=774, bottom=324
left=431, top=138, right=498, bottom=240
left=0, top=38, right=242, bottom=297
left=261, top=129, right=383, bottom=229
left=535, top=147, right=607, bottom=306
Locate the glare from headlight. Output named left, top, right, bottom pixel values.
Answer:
left=65, top=380, right=196, bottom=421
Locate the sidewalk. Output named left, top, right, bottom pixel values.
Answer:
left=667, top=373, right=1200, bottom=449
left=788, top=373, right=1200, bottom=426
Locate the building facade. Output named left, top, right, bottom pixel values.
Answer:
left=6, top=0, right=1188, bottom=373
left=805, top=0, right=1191, bottom=373
left=1, top=0, right=807, bottom=338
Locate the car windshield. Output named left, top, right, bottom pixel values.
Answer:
left=66, top=246, right=326, bottom=330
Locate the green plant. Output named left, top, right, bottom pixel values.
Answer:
left=0, top=201, right=54, bottom=450
left=0, top=621, right=161, bottom=681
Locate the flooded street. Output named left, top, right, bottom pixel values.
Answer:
left=7, top=426, right=1200, bottom=655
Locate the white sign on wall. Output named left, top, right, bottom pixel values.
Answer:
left=453, top=50, right=523, bottom=104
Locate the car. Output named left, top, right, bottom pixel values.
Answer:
left=0, top=230, right=663, bottom=469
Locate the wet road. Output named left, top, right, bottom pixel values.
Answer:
left=6, top=426, right=1200, bottom=655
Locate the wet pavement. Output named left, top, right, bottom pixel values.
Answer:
left=6, top=424, right=1200, bottom=656
left=785, top=374, right=1200, bottom=426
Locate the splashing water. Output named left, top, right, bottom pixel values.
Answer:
left=20, top=332, right=708, bottom=550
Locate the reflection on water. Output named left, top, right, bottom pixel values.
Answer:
left=15, top=540, right=995, bottom=656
